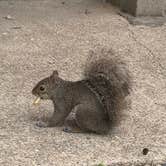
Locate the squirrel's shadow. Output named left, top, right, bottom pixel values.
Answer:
left=29, top=110, right=76, bottom=125
left=28, top=109, right=51, bottom=123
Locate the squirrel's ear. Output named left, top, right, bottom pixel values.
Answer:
left=50, top=70, right=59, bottom=82
left=52, top=70, right=59, bottom=77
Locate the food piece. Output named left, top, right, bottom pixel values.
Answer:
left=33, top=97, right=41, bottom=105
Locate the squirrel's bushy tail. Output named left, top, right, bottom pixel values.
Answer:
left=84, top=49, right=131, bottom=123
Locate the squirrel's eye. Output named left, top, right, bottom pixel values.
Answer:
left=40, top=86, right=45, bottom=91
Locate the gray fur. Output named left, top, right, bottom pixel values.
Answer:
left=84, top=58, right=131, bottom=123
left=32, top=57, right=131, bottom=134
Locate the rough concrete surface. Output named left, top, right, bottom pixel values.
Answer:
left=136, top=0, right=166, bottom=16
left=0, top=0, right=166, bottom=166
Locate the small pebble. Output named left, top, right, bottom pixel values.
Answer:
left=86, top=136, right=91, bottom=140
left=12, top=26, right=21, bottom=29
left=3, top=15, right=14, bottom=20
left=2, top=32, right=8, bottom=35
left=142, top=148, right=149, bottom=155
left=85, top=9, right=91, bottom=15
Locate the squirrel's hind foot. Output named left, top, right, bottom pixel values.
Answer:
left=63, top=119, right=86, bottom=133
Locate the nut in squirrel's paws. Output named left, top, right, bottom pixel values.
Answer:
left=36, top=121, right=48, bottom=128
left=33, top=97, right=41, bottom=105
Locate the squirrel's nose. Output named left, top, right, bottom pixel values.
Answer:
left=32, top=88, right=36, bottom=95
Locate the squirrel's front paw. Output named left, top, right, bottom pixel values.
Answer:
left=36, top=121, right=48, bottom=128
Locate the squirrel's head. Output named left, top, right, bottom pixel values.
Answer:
left=32, top=70, right=60, bottom=100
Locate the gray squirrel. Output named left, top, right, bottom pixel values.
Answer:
left=32, top=54, right=131, bottom=134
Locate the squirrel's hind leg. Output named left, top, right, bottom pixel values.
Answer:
left=63, top=118, right=86, bottom=133
left=63, top=104, right=110, bottom=134
left=76, top=104, right=110, bottom=134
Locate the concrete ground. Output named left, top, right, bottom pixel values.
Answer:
left=0, top=0, right=166, bottom=165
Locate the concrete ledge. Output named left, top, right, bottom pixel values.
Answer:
left=109, top=0, right=120, bottom=6
left=120, top=0, right=137, bottom=16
left=119, top=11, right=166, bottom=27
left=136, top=0, right=166, bottom=16
left=111, top=0, right=166, bottom=16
